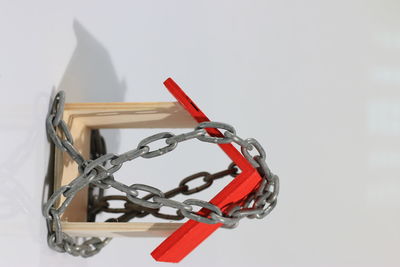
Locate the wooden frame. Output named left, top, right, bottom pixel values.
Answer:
left=51, top=78, right=263, bottom=262
left=55, top=101, right=198, bottom=237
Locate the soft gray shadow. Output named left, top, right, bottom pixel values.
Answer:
left=58, top=19, right=127, bottom=151
left=40, top=20, right=128, bottom=261
left=42, top=19, right=128, bottom=217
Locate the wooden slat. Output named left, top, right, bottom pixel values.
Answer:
left=62, top=222, right=183, bottom=237
left=53, top=101, right=197, bottom=236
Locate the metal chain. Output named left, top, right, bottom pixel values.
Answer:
left=87, top=129, right=107, bottom=222
left=88, top=166, right=239, bottom=222
left=43, top=91, right=279, bottom=257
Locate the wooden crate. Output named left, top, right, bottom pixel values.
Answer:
left=55, top=101, right=198, bottom=237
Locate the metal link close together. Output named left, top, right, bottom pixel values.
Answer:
left=88, top=166, right=239, bottom=222
left=43, top=91, right=279, bottom=257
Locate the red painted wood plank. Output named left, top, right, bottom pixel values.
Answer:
left=150, top=78, right=262, bottom=262
left=151, top=170, right=260, bottom=262
left=163, top=78, right=253, bottom=172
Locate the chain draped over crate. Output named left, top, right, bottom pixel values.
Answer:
left=43, top=91, right=280, bottom=257
left=87, top=163, right=240, bottom=223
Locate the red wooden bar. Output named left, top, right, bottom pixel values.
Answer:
left=150, top=78, right=263, bottom=262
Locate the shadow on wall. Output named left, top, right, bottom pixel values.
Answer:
left=58, top=19, right=127, bottom=152
left=40, top=21, right=129, bottom=261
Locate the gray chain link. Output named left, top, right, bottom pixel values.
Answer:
left=43, top=91, right=279, bottom=257
left=89, top=166, right=239, bottom=222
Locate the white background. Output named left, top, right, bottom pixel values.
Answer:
left=1, top=1, right=399, bottom=266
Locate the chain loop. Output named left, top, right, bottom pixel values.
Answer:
left=44, top=90, right=279, bottom=258
left=137, top=132, right=178, bottom=158
left=110, top=146, right=149, bottom=165
left=62, top=140, right=85, bottom=165
left=195, top=121, right=236, bottom=144
left=165, top=129, right=206, bottom=144
left=104, top=178, right=139, bottom=199
left=241, top=138, right=266, bottom=168
left=179, top=172, right=212, bottom=195
left=180, top=199, right=223, bottom=224
left=50, top=91, right=66, bottom=127
left=43, top=185, right=71, bottom=219
left=46, top=115, right=66, bottom=151
left=224, top=131, right=252, bottom=150
left=127, top=184, right=165, bottom=209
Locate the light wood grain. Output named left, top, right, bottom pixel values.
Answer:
left=62, top=222, right=183, bottom=237
left=53, top=101, right=196, bottom=237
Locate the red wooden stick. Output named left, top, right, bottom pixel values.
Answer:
left=150, top=78, right=262, bottom=262
left=163, top=77, right=253, bottom=173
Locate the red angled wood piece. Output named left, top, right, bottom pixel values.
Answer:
left=150, top=78, right=262, bottom=262
left=151, top=170, right=260, bottom=262
left=163, top=78, right=254, bottom=172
